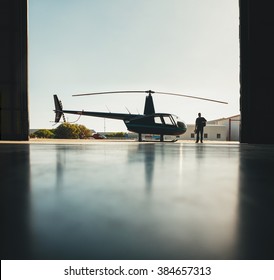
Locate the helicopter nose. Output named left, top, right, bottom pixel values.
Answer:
left=177, top=121, right=187, bottom=130
left=177, top=121, right=186, bottom=128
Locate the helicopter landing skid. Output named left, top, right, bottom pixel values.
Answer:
left=140, top=139, right=178, bottom=143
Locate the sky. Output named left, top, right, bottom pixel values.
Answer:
left=29, top=0, right=239, bottom=132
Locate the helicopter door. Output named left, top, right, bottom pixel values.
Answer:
left=154, top=116, right=163, bottom=124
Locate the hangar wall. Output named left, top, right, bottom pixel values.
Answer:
left=239, top=0, right=274, bottom=144
left=0, top=0, right=29, bottom=140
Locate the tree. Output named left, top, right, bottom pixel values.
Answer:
left=78, top=124, right=93, bottom=139
left=30, top=129, right=54, bottom=138
left=105, top=132, right=127, bottom=138
left=54, top=123, right=92, bottom=139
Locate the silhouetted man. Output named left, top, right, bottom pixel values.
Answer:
left=195, top=113, right=207, bottom=143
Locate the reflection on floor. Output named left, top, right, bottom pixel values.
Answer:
left=1, top=141, right=274, bottom=259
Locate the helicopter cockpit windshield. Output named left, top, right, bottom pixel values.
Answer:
left=153, top=114, right=187, bottom=130
left=172, top=115, right=187, bottom=130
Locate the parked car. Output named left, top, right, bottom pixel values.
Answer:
left=92, top=133, right=107, bottom=139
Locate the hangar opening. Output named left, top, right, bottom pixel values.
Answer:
left=0, top=0, right=274, bottom=143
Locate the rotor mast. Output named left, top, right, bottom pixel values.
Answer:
left=144, top=90, right=155, bottom=115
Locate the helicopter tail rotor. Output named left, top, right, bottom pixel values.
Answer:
left=53, top=94, right=66, bottom=123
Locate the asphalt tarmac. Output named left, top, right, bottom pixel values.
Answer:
left=1, top=140, right=274, bottom=259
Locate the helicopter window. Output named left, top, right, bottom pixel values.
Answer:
left=154, top=116, right=162, bottom=124
left=163, top=116, right=174, bottom=126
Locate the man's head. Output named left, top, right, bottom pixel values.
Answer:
left=198, top=113, right=201, bottom=117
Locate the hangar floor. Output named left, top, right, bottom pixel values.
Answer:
left=1, top=140, right=274, bottom=260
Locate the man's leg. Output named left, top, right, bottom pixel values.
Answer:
left=196, top=130, right=199, bottom=143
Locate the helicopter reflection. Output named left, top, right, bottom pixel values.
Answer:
left=54, top=142, right=185, bottom=194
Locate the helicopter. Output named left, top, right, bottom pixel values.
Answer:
left=53, top=90, right=227, bottom=142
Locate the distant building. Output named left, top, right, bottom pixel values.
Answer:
left=168, top=114, right=240, bottom=141
left=207, top=114, right=240, bottom=141
left=178, top=124, right=227, bottom=141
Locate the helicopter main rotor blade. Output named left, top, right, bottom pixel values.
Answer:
left=72, top=90, right=228, bottom=104
left=72, top=91, right=146, bottom=97
left=154, top=91, right=228, bottom=104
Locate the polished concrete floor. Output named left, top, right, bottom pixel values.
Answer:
left=1, top=140, right=274, bottom=259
